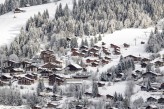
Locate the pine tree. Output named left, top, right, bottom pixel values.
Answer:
left=53, top=82, right=58, bottom=94
left=84, top=38, right=88, bottom=46
left=146, top=78, right=151, bottom=92
left=92, top=81, right=99, bottom=98
left=37, top=79, right=45, bottom=95
left=98, top=34, right=102, bottom=41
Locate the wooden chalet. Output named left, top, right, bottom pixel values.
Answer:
left=93, top=45, right=101, bottom=49
left=2, top=66, right=13, bottom=73
left=142, top=71, right=157, bottom=78
left=42, top=62, right=62, bottom=70
left=84, top=92, right=92, bottom=97
left=66, top=37, right=71, bottom=41
left=141, top=62, right=147, bottom=68
left=159, top=83, right=164, bottom=90
left=25, top=4, right=30, bottom=7
left=141, top=85, right=157, bottom=92
left=66, top=63, right=82, bottom=72
left=135, top=70, right=142, bottom=74
left=93, top=53, right=99, bottom=57
left=125, top=55, right=140, bottom=62
left=154, top=61, right=164, bottom=67
left=106, top=94, right=114, bottom=100
left=1, top=74, right=11, bottom=81
left=18, top=77, right=34, bottom=85
left=141, top=41, right=145, bottom=44
left=26, top=64, right=38, bottom=72
left=21, top=61, right=31, bottom=68
left=102, top=59, right=109, bottom=64
left=158, top=98, right=164, bottom=104
left=71, top=48, right=78, bottom=52
left=116, top=73, right=124, bottom=78
left=53, top=68, right=62, bottom=73
left=141, top=58, right=150, bottom=63
left=76, top=105, right=83, bottom=109
left=110, top=44, right=120, bottom=49
left=40, top=50, right=54, bottom=63
left=80, top=45, right=88, bottom=50
left=86, top=59, right=96, bottom=63
left=43, top=0, right=49, bottom=3
left=40, top=70, right=53, bottom=77
left=10, top=68, right=24, bottom=74
left=97, top=82, right=105, bottom=87
left=14, top=8, right=25, bottom=13
left=132, top=73, right=138, bottom=79
left=146, top=105, right=158, bottom=109
left=89, top=48, right=99, bottom=53
left=142, top=71, right=158, bottom=82
left=123, top=43, right=130, bottom=48
left=141, top=86, right=147, bottom=91
left=0, top=80, right=7, bottom=86
left=105, top=56, right=111, bottom=61
left=3, top=60, right=20, bottom=68
left=102, top=42, right=106, bottom=45
left=49, top=74, right=65, bottom=85
left=46, top=102, right=59, bottom=108
left=91, top=62, right=99, bottom=67
left=72, top=73, right=91, bottom=79
left=25, top=73, right=37, bottom=80
left=103, top=50, right=111, bottom=55
left=114, top=49, right=121, bottom=55
left=81, top=49, right=88, bottom=54
left=79, top=52, right=85, bottom=57
left=147, top=97, right=158, bottom=103
left=49, top=54, right=56, bottom=63
left=71, top=51, right=80, bottom=56
left=54, top=60, right=62, bottom=66
left=52, top=94, right=62, bottom=101
left=32, top=106, right=42, bottom=109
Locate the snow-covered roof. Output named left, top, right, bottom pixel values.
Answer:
left=70, top=63, right=82, bottom=69
left=13, top=68, right=24, bottom=72
left=148, top=105, right=158, bottom=108
left=2, top=73, right=12, bottom=78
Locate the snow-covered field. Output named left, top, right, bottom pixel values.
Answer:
left=0, top=105, right=27, bottom=109
left=99, top=81, right=140, bottom=96
left=0, top=0, right=163, bottom=108
left=0, top=0, right=73, bottom=46
left=0, top=0, right=5, bottom=4
left=100, top=28, right=154, bottom=57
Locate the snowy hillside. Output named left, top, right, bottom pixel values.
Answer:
left=0, top=0, right=73, bottom=46
left=101, top=28, right=154, bottom=57
left=0, top=0, right=164, bottom=109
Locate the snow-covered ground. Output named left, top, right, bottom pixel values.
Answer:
left=100, top=28, right=154, bottom=57
left=0, top=105, right=27, bottom=109
left=0, top=0, right=5, bottom=4
left=0, top=0, right=73, bottom=46
left=98, top=81, right=140, bottom=96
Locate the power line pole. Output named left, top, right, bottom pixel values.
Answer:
left=134, top=38, right=136, bottom=46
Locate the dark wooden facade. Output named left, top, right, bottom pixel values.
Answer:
left=49, top=74, right=65, bottom=85
left=26, top=65, right=38, bottom=72
left=147, top=97, right=157, bottom=103
left=42, top=62, right=61, bottom=70
left=40, top=70, right=53, bottom=77
left=25, top=73, right=37, bottom=80
left=21, top=61, right=31, bottom=68
left=40, top=50, right=55, bottom=63
left=125, top=55, right=140, bottom=62
left=18, top=77, right=34, bottom=85
left=66, top=64, right=82, bottom=72
left=123, top=43, right=130, bottom=48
